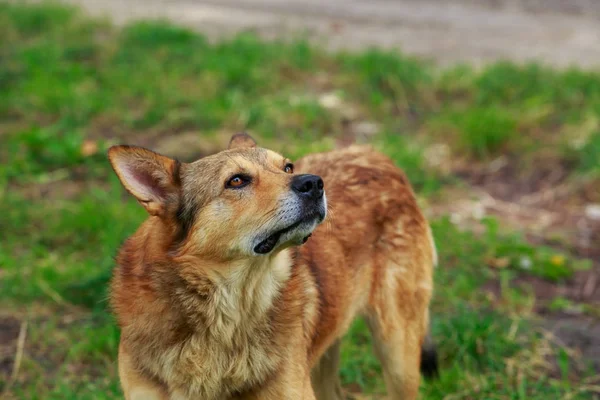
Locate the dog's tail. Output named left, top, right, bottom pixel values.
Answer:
left=420, top=327, right=439, bottom=380
left=421, top=227, right=440, bottom=380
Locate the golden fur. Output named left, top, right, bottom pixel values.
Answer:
left=108, top=133, right=437, bottom=400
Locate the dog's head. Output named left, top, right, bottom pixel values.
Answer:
left=108, top=133, right=326, bottom=260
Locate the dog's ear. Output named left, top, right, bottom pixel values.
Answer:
left=228, top=132, right=257, bottom=150
left=108, top=145, right=181, bottom=216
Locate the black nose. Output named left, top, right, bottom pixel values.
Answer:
left=291, top=174, right=324, bottom=200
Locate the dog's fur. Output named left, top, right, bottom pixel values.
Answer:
left=108, top=134, right=437, bottom=400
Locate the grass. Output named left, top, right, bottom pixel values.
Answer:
left=1, top=2, right=599, bottom=399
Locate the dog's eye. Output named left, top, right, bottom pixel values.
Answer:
left=226, top=174, right=251, bottom=189
left=284, top=163, right=294, bottom=174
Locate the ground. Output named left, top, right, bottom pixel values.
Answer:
left=0, top=2, right=599, bottom=399
left=60, top=0, right=600, bottom=68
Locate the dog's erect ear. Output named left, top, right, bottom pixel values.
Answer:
left=228, top=133, right=257, bottom=150
left=108, top=145, right=181, bottom=216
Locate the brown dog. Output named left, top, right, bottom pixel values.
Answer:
left=108, top=133, right=438, bottom=400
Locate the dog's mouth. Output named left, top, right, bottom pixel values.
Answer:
left=254, top=213, right=322, bottom=255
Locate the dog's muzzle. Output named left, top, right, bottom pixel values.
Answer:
left=253, top=174, right=326, bottom=255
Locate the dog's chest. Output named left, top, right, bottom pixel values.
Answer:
left=170, top=323, right=281, bottom=399
left=157, top=267, right=290, bottom=399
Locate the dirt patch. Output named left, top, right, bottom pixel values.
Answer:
left=9, top=128, right=232, bottom=203
left=410, top=0, right=600, bottom=17
left=454, top=155, right=576, bottom=203
left=88, top=114, right=231, bottom=161
left=15, top=178, right=97, bottom=202
left=151, top=131, right=230, bottom=162
left=484, top=269, right=600, bottom=308
left=483, top=277, right=600, bottom=374
left=454, top=154, right=600, bottom=256
left=0, top=316, right=22, bottom=387
left=439, top=151, right=600, bottom=306
left=62, top=0, right=600, bottom=68
left=0, top=307, right=120, bottom=398
left=540, top=313, right=600, bottom=372
left=430, top=148, right=600, bottom=374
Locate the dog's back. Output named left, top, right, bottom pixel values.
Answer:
left=295, top=145, right=437, bottom=398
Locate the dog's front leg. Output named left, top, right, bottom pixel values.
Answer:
left=243, top=357, right=315, bottom=400
left=118, top=342, right=169, bottom=400
left=243, top=377, right=316, bottom=400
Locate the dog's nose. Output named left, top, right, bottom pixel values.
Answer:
left=291, top=174, right=324, bottom=200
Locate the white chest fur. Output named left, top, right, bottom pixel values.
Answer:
left=146, top=251, right=293, bottom=400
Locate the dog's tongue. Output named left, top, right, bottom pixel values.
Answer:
left=254, top=231, right=282, bottom=254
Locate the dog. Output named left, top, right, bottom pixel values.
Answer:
left=108, top=133, right=438, bottom=400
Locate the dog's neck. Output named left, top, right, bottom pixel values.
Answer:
left=121, top=228, right=297, bottom=397
left=173, top=249, right=293, bottom=342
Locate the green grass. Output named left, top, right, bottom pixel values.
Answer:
left=1, top=2, right=599, bottom=399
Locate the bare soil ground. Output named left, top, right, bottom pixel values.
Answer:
left=429, top=153, right=600, bottom=371
left=59, top=0, right=600, bottom=68
left=0, top=316, right=21, bottom=382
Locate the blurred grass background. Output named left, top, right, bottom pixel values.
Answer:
left=0, top=2, right=599, bottom=399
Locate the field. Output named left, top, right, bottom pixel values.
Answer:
left=1, top=2, right=599, bottom=399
